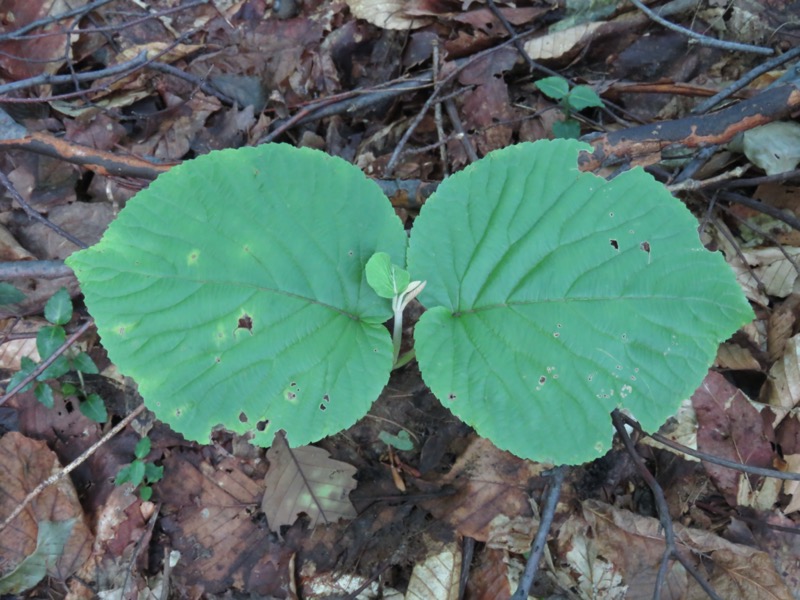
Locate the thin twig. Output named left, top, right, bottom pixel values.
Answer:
left=384, top=27, right=540, bottom=177
left=692, top=46, right=800, bottom=114
left=0, top=170, right=88, bottom=249
left=511, top=465, right=567, bottom=599
left=0, top=0, right=117, bottom=42
left=0, top=260, right=74, bottom=279
left=485, top=0, right=559, bottom=78
left=444, top=99, right=478, bottom=163
left=611, top=410, right=722, bottom=600
left=0, top=403, right=147, bottom=534
left=629, top=0, right=773, bottom=55
left=432, top=40, right=449, bottom=177
left=0, top=319, right=94, bottom=407
left=617, top=412, right=800, bottom=481
left=0, top=51, right=148, bottom=97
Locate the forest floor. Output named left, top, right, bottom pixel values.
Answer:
left=1, top=0, right=800, bottom=598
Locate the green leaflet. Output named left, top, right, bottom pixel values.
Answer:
left=407, top=140, right=753, bottom=464
left=67, top=144, right=407, bottom=447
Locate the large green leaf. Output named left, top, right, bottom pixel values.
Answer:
left=407, top=140, right=753, bottom=465
left=66, top=144, right=406, bottom=447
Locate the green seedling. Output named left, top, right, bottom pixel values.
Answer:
left=379, top=429, right=414, bottom=452
left=8, top=288, right=107, bottom=423
left=115, top=436, right=164, bottom=501
left=536, top=76, right=604, bottom=139
left=66, top=140, right=752, bottom=465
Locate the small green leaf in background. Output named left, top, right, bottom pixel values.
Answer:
left=366, top=252, right=410, bottom=299
left=145, top=462, right=164, bottom=482
left=139, top=486, right=153, bottom=501
left=44, top=288, right=72, bottom=326
left=0, top=519, right=75, bottom=594
left=134, top=436, right=151, bottom=459
left=407, top=139, right=753, bottom=465
left=568, top=85, right=604, bottom=111
left=36, top=326, right=65, bottom=359
left=0, top=283, right=25, bottom=306
left=66, top=144, right=407, bottom=449
left=379, top=429, right=414, bottom=451
left=553, top=120, right=581, bottom=140
left=70, top=352, right=98, bottom=375
left=34, top=384, right=54, bottom=409
left=536, top=76, right=570, bottom=100
left=80, top=393, right=107, bottom=423
left=116, top=460, right=145, bottom=488
left=8, top=357, right=36, bottom=393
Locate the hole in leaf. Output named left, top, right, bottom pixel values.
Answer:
left=609, top=239, right=619, bottom=250
left=319, top=403, right=327, bottom=411
left=290, top=381, right=297, bottom=387
left=323, top=394, right=330, bottom=402
left=65, top=400, right=74, bottom=413
left=256, top=420, right=269, bottom=431
left=609, top=211, right=614, bottom=218
left=553, top=332, right=560, bottom=338
left=448, top=393, right=457, bottom=401
left=238, top=314, right=253, bottom=331
left=640, top=241, right=650, bottom=253
left=239, top=412, right=248, bottom=423
left=539, top=376, right=546, bottom=384
left=215, top=356, right=221, bottom=363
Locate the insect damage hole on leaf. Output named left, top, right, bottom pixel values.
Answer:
left=256, top=420, right=269, bottom=432
left=609, top=239, right=619, bottom=250
left=238, top=314, right=253, bottom=331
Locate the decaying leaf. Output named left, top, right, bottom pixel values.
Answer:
left=692, top=371, right=776, bottom=509
left=343, top=0, right=432, bottom=30
left=741, top=247, right=800, bottom=298
left=524, top=22, right=603, bottom=61
left=405, top=538, right=460, bottom=600
left=261, top=434, right=357, bottom=532
left=0, top=433, right=92, bottom=590
left=554, top=499, right=794, bottom=600
left=420, top=436, right=545, bottom=553
left=730, top=122, right=800, bottom=176
left=765, top=333, right=800, bottom=413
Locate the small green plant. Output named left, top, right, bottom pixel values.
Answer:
left=379, top=429, right=414, bottom=451
left=66, top=141, right=752, bottom=465
left=8, top=288, right=107, bottom=423
left=115, top=436, right=164, bottom=501
left=536, top=76, right=604, bottom=139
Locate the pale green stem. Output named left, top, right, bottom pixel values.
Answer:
left=391, top=300, right=404, bottom=367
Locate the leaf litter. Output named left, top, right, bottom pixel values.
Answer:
left=1, top=0, right=800, bottom=597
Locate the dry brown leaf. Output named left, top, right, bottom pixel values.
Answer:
left=765, top=333, right=800, bottom=413
left=742, top=247, right=800, bottom=298
left=554, top=500, right=794, bottom=600
left=420, top=436, right=546, bottom=553
left=344, top=0, right=432, bottom=30
left=524, top=22, right=603, bottom=61
left=780, top=453, right=800, bottom=513
left=767, top=294, right=800, bottom=362
left=0, top=432, right=93, bottom=584
left=405, top=538, right=460, bottom=600
left=0, top=0, right=84, bottom=80
left=465, top=547, right=518, bottom=599
left=0, top=317, right=44, bottom=370
left=261, top=435, right=357, bottom=533
left=716, top=342, right=761, bottom=371
left=692, top=371, right=776, bottom=509
left=156, top=452, right=294, bottom=595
